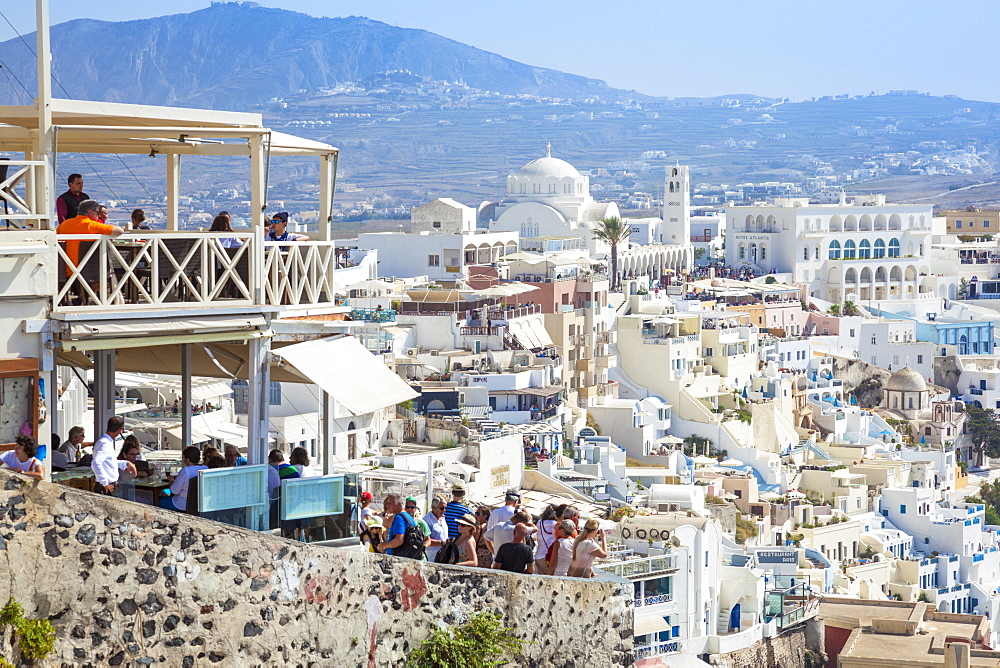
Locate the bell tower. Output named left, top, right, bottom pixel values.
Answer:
left=661, top=164, right=690, bottom=245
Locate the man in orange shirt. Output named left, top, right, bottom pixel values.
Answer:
left=56, top=199, right=124, bottom=274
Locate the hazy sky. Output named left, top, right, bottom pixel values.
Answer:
left=2, top=1, right=999, bottom=102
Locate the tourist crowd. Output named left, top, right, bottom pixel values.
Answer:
left=359, top=483, right=608, bottom=579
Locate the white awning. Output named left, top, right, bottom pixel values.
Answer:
left=274, top=336, right=418, bottom=416
left=528, top=319, right=554, bottom=348
left=633, top=615, right=671, bottom=636
left=165, top=425, right=209, bottom=444
left=67, top=316, right=267, bottom=339
left=199, top=421, right=248, bottom=447
left=190, top=382, right=233, bottom=402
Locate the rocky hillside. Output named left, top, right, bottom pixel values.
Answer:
left=0, top=2, right=632, bottom=109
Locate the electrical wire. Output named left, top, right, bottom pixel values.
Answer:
left=0, top=56, right=31, bottom=100
left=0, top=9, right=165, bottom=215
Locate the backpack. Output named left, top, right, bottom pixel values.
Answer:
left=392, top=513, right=426, bottom=560
left=434, top=537, right=460, bottom=565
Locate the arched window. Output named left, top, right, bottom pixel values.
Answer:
left=873, top=239, right=886, bottom=259
left=669, top=182, right=674, bottom=193
left=829, top=240, right=841, bottom=259
left=859, top=239, right=871, bottom=259
left=844, top=240, right=856, bottom=259
left=760, top=245, right=767, bottom=260
left=925, top=426, right=932, bottom=435
left=888, top=238, right=900, bottom=258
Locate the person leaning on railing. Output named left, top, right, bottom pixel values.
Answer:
left=56, top=199, right=124, bottom=272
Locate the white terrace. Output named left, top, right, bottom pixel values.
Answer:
left=0, top=98, right=356, bottom=315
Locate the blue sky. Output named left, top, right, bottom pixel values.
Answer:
left=2, top=1, right=999, bottom=102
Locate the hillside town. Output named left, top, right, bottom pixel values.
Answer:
left=6, top=6, right=1000, bottom=668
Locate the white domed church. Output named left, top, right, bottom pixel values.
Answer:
left=487, top=146, right=692, bottom=281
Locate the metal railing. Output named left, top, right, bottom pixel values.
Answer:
left=349, top=307, right=396, bottom=322
left=634, top=641, right=680, bottom=659
left=634, top=593, right=673, bottom=607
left=599, top=554, right=678, bottom=579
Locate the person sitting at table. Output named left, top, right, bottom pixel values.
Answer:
left=59, top=425, right=86, bottom=464
left=117, top=436, right=152, bottom=481
left=266, top=212, right=309, bottom=242
left=205, top=454, right=226, bottom=469
left=2, top=435, right=45, bottom=481
left=160, top=446, right=206, bottom=512
left=289, top=446, right=311, bottom=477
left=56, top=200, right=125, bottom=297
left=210, top=213, right=243, bottom=249
left=224, top=445, right=247, bottom=467
left=130, top=209, right=150, bottom=230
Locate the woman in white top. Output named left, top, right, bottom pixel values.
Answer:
left=568, top=518, right=608, bottom=578
left=549, top=520, right=577, bottom=577
left=210, top=213, right=242, bottom=249
left=534, top=505, right=558, bottom=573
left=2, top=436, right=44, bottom=481
left=289, top=447, right=312, bottom=477
left=164, top=446, right=207, bottom=512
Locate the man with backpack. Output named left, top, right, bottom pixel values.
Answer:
left=378, top=494, right=425, bottom=560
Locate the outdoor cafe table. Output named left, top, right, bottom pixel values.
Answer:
left=132, top=479, right=171, bottom=507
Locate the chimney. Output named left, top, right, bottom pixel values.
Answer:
left=944, top=642, right=971, bottom=668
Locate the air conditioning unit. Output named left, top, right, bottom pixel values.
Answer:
left=405, top=348, right=420, bottom=358
left=430, top=349, right=441, bottom=356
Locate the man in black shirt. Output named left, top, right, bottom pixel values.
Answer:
left=491, top=523, right=534, bottom=574
left=56, top=173, right=88, bottom=223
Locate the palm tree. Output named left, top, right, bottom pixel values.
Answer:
left=593, top=216, right=632, bottom=291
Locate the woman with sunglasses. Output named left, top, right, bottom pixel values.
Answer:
left=473, top=506, right=494, bottom=569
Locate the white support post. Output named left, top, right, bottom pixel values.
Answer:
left=249, top=135, right=266, bottom=304
left=319, top=389, right=332, bottom=475
left=166, top=153, right=181, bottom=231
left=93, top=350, right=116, bottom=442
left=246, top=336, right=271, bottom=465
left=34, top=0, right=53, bottom=230
left=317, top=153, right=335, bottom=241
left=181, top=343, right=192, bottom=449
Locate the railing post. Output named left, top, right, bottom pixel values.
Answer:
left=250, top=135, right=266, bottom=304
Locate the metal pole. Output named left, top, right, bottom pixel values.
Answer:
left=319, top=389, right=331, bottom=476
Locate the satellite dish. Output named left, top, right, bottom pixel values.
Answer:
left=666, top=536, right=681, bottom=548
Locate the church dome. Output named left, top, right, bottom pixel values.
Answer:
left=885, top=366, right=927, bottom=392
left=516, top=156, right=581, bottom=180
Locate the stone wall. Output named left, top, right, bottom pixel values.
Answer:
left=0, top=472, right=633, bottom=666
left=713, top=623, right=817, bottom=668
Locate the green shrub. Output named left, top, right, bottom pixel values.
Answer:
left=17, top=619, right=55, bottom=661
left=0, top=597, right=56, bottom=662
left=407, top=612, right=527, bottom=668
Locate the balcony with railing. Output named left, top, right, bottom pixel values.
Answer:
left=52, top=233, right=350, bottom=313
left=598, top=553, right=678, bottom=579
left=349, top=307, right=396, bottom=323
left=634, top=640, right=680, bottom=660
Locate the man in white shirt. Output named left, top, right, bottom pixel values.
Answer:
left=91, top=417, right=136, bottom=495
left=485, top=511, right=535, bottom=557
left=487, top=490, right=520, bottom=531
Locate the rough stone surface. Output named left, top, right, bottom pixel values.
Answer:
left=0, top=472, right=633, bottom=666
left=713, top=625, right=813, bottom=668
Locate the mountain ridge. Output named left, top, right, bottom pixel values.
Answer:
left=0, top=3, right=645, bottom=109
